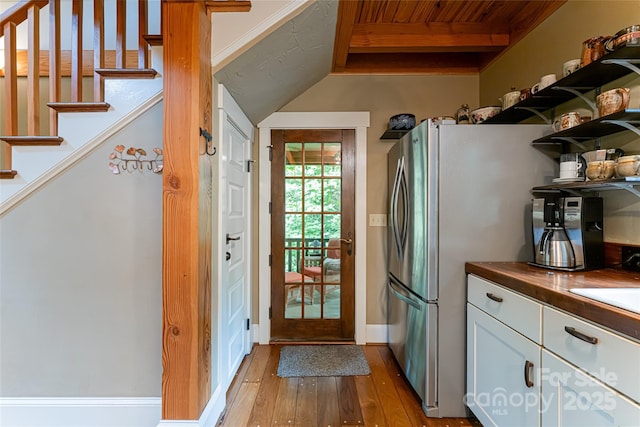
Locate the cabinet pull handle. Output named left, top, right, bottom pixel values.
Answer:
left=564, top=326, right=598, bottom=345
left=524, top=360, right=534, bottom=388
left=486, top=292, right=503, bottom=303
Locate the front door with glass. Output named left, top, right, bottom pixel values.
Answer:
left=270, top=129, right=355, bottom=341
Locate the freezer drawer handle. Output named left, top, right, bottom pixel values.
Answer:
left=524, top=360, right=534, bottom=388
left=486, top=292, right=503, bottom=303
left=389, top=280, right=421, bottom=310
left=564, top=326, right=598, bottom=345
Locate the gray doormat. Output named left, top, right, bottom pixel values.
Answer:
left=277, top=345, right=371, bottom=377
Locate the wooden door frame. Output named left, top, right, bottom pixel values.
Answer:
left=257, top=112, right=369, bottom=345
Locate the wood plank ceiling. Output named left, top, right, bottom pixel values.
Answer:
left=332, top=0, right=567, bottom=74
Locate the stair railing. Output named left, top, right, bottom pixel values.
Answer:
left=0, top=0, right=158, bottom=174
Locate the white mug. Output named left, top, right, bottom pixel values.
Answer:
left=540, top=73, right=557, bottom=90
left=562, top=59, right=580, bottom=77
left=531, top=82, right=541, bottom=94
left=499, top=91, right=521, bottom=109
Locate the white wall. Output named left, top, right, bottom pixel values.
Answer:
left=0, top=102, right=163, bottom=397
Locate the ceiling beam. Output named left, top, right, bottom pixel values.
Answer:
left=338, top=52, right=482, bottom=75
left=350, top=23, right=509, bottom=51
left=332, top=0, right=360, bottom=73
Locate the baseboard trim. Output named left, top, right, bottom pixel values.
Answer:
left=366, top=324, right=388, bottom=344
left=156, top=383, right=226, bottom=427
left=252, top=323, right=389, bottom=344
left=0, top=397, right=161, bottom=427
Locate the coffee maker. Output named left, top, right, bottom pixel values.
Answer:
left=531, top=196, right=603, bottom=271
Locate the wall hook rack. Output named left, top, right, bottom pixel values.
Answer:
left=108, top=145, right=163, bottom=174
left=200, top=127, right=216, bottom=156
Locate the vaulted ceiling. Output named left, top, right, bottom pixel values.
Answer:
left=216, top=0, right=567, bottom=123
left=331, top=0, right=567, bottom=74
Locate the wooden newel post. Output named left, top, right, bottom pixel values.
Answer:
left=161, top=0, right=213, bottom=420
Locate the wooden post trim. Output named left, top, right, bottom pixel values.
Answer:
left=161, top=0, right=212, bottom=420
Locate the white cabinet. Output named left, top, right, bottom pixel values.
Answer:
left=543, top=306, right=640, bottom=403
left=541, top=349, right=640, bottom=427
left=467, top=304, right=541, bottom=427
left=466, top=274, right=640, bottom=427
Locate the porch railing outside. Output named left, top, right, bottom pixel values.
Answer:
left=285, top=237, right=331, bottom=273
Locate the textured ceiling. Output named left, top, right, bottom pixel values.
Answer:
left=214, top=0, right=338, bottom=124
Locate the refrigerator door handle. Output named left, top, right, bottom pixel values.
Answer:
left=388, top=277, right=421, bottom=310
left=398, top=160, right=409, bottom=251
left=390, top=157, right=404, bottom=259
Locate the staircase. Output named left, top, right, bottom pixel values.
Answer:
left=0, top=0, right=163, bottom=209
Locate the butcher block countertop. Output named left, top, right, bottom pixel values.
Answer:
left=465, top=262, right=640, bottom=341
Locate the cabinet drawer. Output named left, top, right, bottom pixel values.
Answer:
left=467, top=274, right=542, bottom=343
left=542, top=349, right=640, bottom=427
left=543, top=306, right=640, bottom=403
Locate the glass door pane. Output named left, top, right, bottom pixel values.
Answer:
left=283, top=140, right=342, bottom=320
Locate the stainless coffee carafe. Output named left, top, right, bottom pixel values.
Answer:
left=531, top=197, right=603, bottom=271
left=537, top=226, right=575, bottom=268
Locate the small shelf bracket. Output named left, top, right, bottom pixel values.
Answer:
left=549, top=137, right=588, bottom=151
left=551, top=86, right=598, bottom=115
left=620, top=184, right=640, bottom=198
left=600, top=59, right=640, bottom=77
left=513, top=107, right=551, bottom=124
left=600, top=119, right=640, bottom=138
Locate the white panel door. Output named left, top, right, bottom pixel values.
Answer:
left=219, top=108, right=252, bottom=390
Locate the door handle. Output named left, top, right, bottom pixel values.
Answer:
left=226, top=233, right=240, bottom=244
left=340, top=232, right=353, bottom=256
left=524, top=360, right=534, bottom=388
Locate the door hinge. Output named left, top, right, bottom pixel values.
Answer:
left=246, top=318, right=250, bottom=331
left=267, top=145, right=273, bottom=161
left=269, top=307, right=272, bottom=319
left=268, top=254, right=272, bottom=266
left=247, top=159, right=256, bottom=173
left=268, top=201, right=272, bottom=214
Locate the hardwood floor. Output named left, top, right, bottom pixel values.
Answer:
left=216, top=344, right=478, bottom=427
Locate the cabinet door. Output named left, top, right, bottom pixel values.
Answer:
left=541, top=350, right=640, bottom=427
left=467, top=304, right=541, bottom=427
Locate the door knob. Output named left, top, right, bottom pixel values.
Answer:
left=340, top=232, right=353, bottom=256
left=226, top=233, right=240, bottom=244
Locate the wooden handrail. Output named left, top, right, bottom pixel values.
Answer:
left=0, top=0, right=48, bottom=38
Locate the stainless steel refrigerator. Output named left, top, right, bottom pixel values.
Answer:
left=387, top=119, right=556, bottom=417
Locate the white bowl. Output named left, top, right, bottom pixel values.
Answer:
left=470, top=106, right=501, bottom=124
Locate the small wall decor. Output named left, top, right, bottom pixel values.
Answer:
left=108, top=145, right=163, bottom=174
